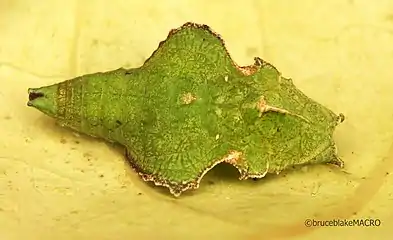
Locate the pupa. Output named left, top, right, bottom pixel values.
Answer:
left=27, top=22, right=345, bottom=197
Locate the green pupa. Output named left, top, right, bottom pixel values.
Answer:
left=27, top=22, right=345, bottom=197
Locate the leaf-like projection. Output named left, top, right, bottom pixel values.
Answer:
left=27, top=22, right=345, bottom=197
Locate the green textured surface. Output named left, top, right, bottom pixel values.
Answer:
left=27, top=22, right=343, bottom=196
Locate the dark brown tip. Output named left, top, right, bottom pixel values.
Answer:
left=28, top=90, right=44, bottom=101
left=337, top=113, right=345, bottom=123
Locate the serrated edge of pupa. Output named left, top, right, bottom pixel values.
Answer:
left=126, top=149, right=267, bottom=197
left=126, top=144, right=344, bottom=197
left=127, top=22, right=345, bottom=197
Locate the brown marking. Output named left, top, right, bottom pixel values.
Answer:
left=64, top=80, right=74, bottom=121
left=235, top=57, right=264, bottom=76
left=28, top=91, right=44, bottom=101
left=256, top=96, right=268, bottom=115
left=222, top=150, right=242, bottom=165
left=337, top=113, right=345, bottom=123
left=181, top=92, right=197, bottom=105
left=57, top=82, right=67, bottom=118
left=256, top=96, right=310, bottom=122
left=256, top=96, right=290, bottom=116
left=236, top=65, right=259, bottom=76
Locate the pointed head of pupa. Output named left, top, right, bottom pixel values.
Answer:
left=27, top=84, right=58, bottom=118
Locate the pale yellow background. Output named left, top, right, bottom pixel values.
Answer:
left=1, top=0, right=393, bottom=239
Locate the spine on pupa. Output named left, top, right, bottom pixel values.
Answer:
left=53, top=68, right=131, bottom=143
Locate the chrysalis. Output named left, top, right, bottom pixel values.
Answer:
left=28, top=22, right=344, bottom=197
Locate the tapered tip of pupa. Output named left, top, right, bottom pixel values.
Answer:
left=27, top=85, right=58, bottom=117
left=337, top=113, right=345, bottom=123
